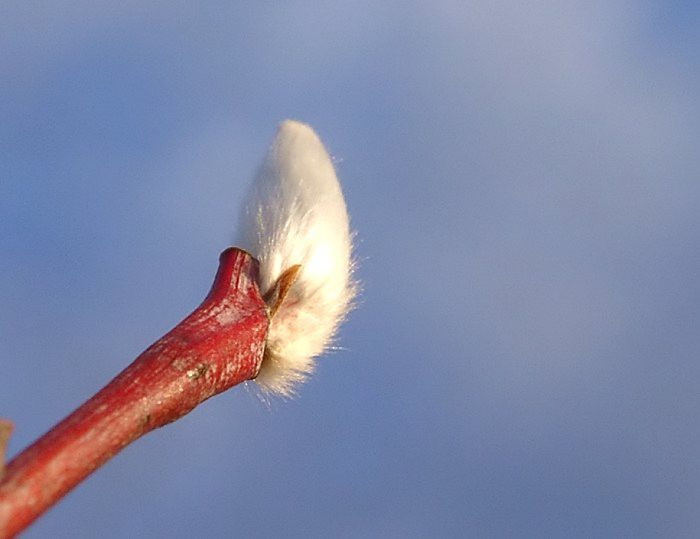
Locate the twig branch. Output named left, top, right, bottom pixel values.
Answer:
left=0, top=421, right=12, bottom=482
left=0, top=248, right=268, bottom=537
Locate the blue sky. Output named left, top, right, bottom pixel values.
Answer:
left=2, top=2, right=700, bottom=537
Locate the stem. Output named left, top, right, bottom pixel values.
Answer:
left=0, top=248, right=269, bottom=537
left=0, top=421, right=12, bottom=481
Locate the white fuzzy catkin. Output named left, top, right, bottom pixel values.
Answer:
left=237, top=120, right=356, bottom=396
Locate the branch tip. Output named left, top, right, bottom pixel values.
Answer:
left=0, top=420, right=13, bottom=481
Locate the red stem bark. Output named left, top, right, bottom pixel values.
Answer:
left=0, top=248, right=269, bottom=538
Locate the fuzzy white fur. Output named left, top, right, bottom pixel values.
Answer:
left=237, top=120, right=356, bottom=396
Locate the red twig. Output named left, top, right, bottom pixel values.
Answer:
left=0, top=248, right=269, bottom=538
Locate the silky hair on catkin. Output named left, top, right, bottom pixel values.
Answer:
left=237, top=120, right=357, bottom=396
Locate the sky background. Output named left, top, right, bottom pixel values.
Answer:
left=1, top=2, right=700, bottom=537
